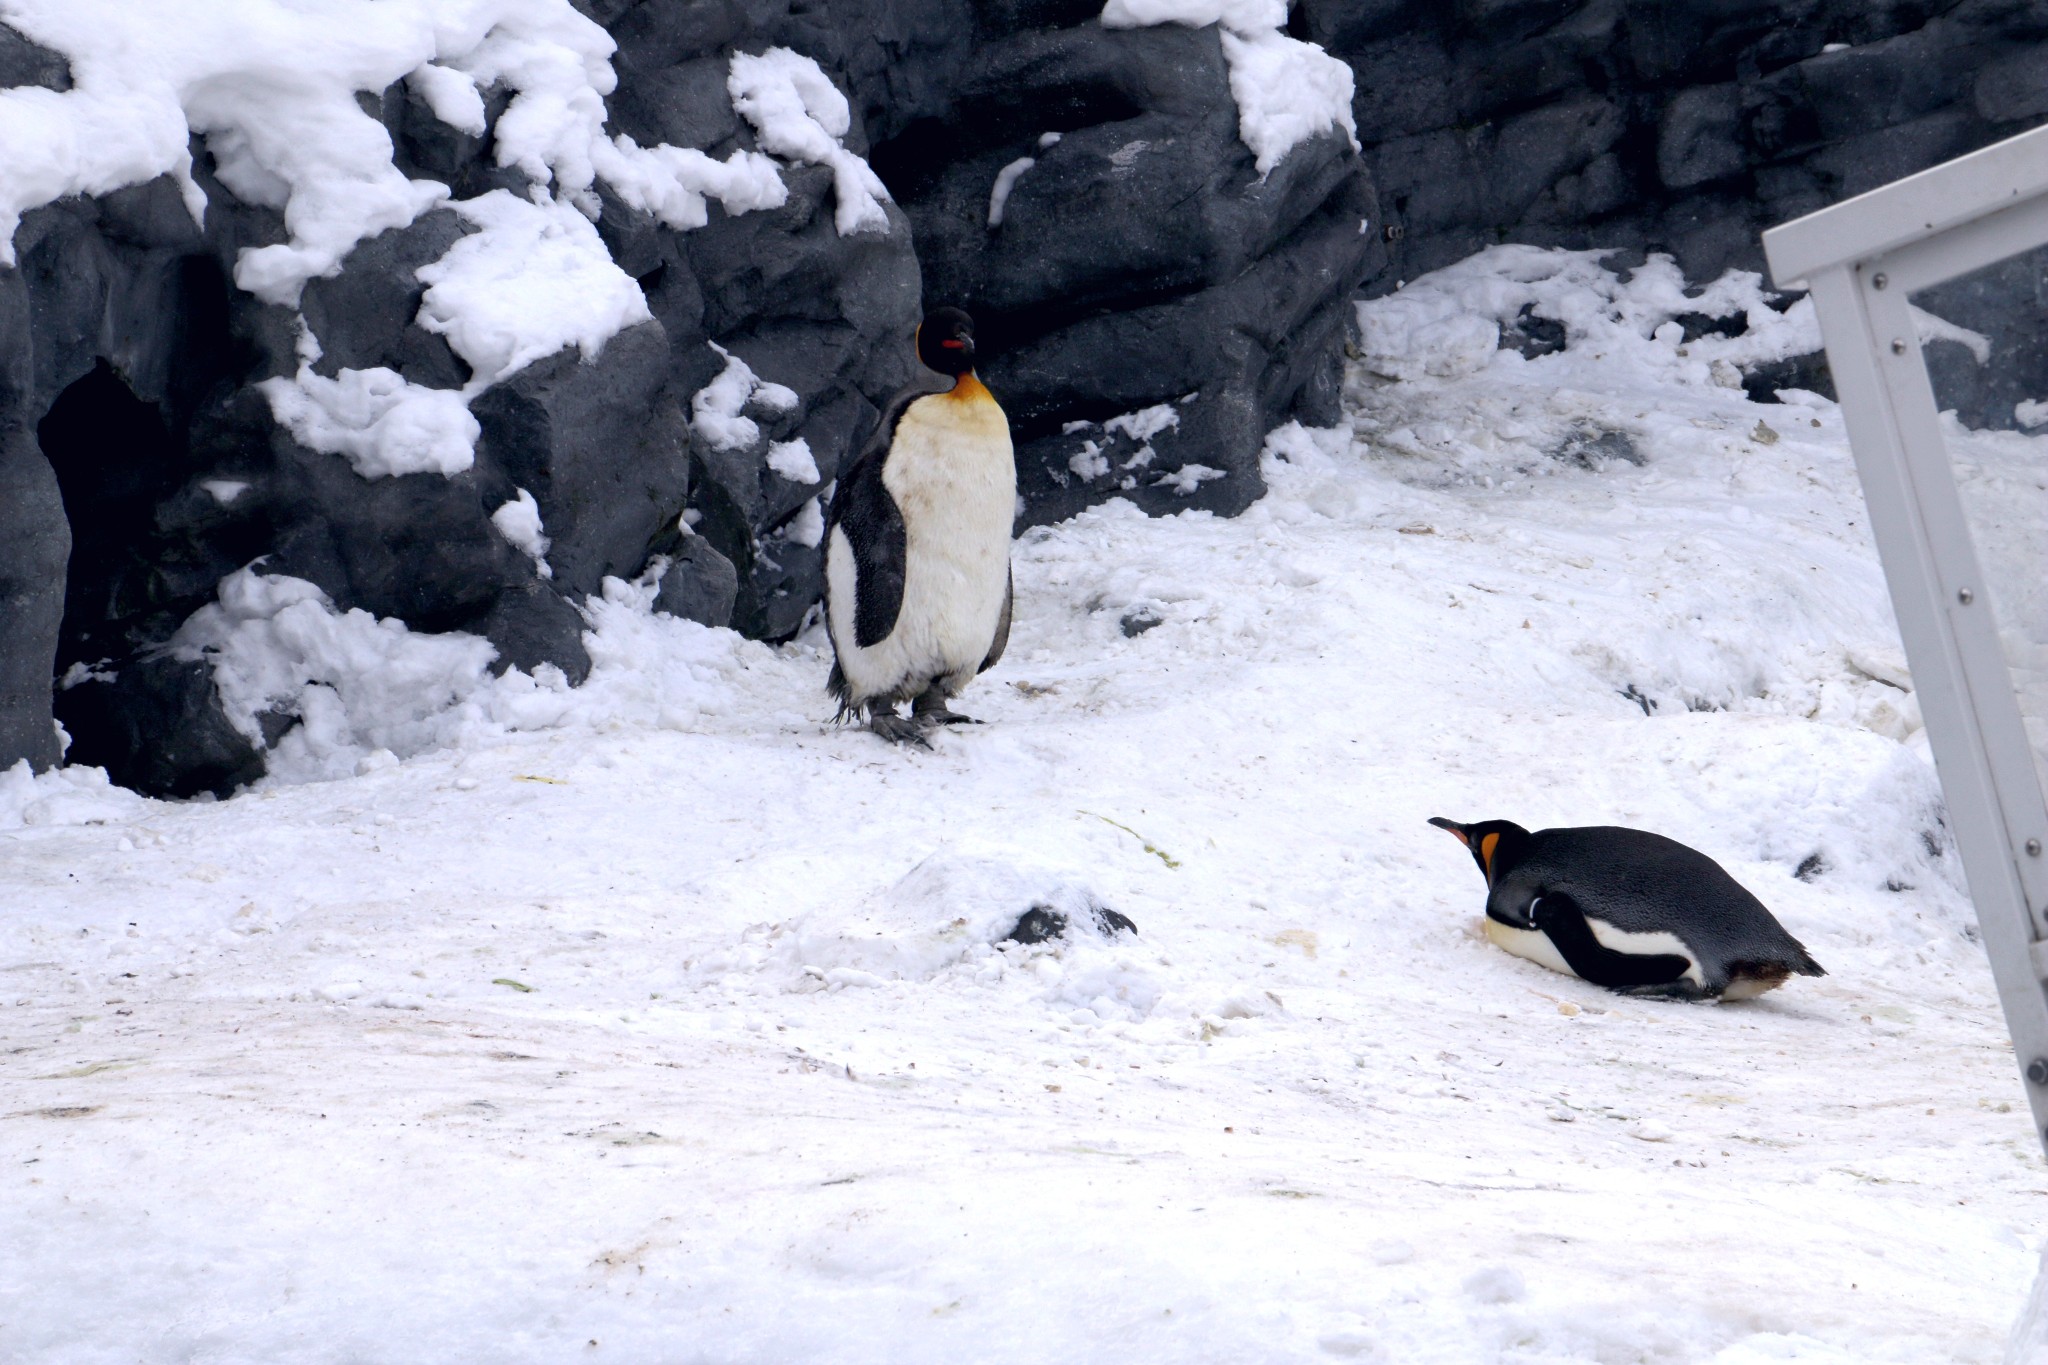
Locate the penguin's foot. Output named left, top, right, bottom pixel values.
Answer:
left=867, top=711, right=932, bottom=748
left=912, top=687, right=981, bottom=727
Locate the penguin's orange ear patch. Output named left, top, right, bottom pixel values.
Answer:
left=1480, top=831, right=1500, bottom=872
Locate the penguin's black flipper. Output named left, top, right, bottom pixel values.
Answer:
left=825, top=377, right=950, bottom=651
left=978, top=566, right=1013, bottom=674
left=826, top=449, right=907, bottom=649
left=1529, top=892, right=1696, bottom=994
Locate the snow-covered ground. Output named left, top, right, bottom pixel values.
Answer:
left=5, top=249, right=2045, bottom=1362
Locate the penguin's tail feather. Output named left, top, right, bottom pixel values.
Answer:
left=826, top=661, right=865, bottom=724
left=1773, top=933, right=1827, bottom=978
left=1730, top=949, right=1826, bottom=988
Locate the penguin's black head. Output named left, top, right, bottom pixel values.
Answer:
left=916, top=307, right=976, bottom=377
left=1428, top=817, right=1533, bottom=890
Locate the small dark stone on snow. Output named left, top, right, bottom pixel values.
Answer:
left=1119, top=608, right=1164, bottom=638
left=1007, top=907, right=1067, bottom=945
left=1503, top=304, right=1566, bottom=359
left=1005, top=903, right=1139, bottom=945
left=1556, top=429, right=1641, bottom=470
left=1094, top=907, right=1139, bottom=936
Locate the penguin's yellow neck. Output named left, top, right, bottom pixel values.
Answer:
left=947, top=372, right=995, bottom=406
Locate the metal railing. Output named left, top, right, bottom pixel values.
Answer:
left=1764, top=123, right=2048, bottom=1157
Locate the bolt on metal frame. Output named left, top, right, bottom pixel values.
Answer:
left=1764, top=123, right=2048, bottom=1154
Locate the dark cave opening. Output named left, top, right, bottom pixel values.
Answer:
left=38, top=359, right=187, bottom=674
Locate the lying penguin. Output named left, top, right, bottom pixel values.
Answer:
left=824, top=307, right=1015, bottom=746
left=1428, top=817, right=1825, bottom=1000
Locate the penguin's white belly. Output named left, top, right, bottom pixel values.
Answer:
left=1482, top=916, right=1706, bottom=990
left=830, top=390, right=1014, bottom=702
left=1483, top=918, right=1574, bottom=977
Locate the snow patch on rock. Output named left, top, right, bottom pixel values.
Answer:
left=691, top=342, right=795, bottom=452
left=169, top=569, right=502, bottom=783
left=987, top=156, right=1034, bottom=227
left=1100, top=0, right=1356, bottom=175
left=257, top=366, right=479, bottom=479
left=1354, top=245, right=1823, bottom=385
left=780, top=496, right=825, bottom=549
left=727, top=47, right=891, bottom=236
left=1103, top=404, right=1181, bottom=444
left=1217, top=28, right=1359, bottom=174
left=491, top=489, right=553, bottom=578
left=766, top=437, right=821, bottom=484
left=416, top=189, right=651, bottom=389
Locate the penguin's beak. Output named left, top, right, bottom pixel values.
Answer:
left=1427, top=816, right=1470, bottom=847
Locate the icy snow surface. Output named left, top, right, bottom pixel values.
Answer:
left=4, top=248, right=2044, bottom=1360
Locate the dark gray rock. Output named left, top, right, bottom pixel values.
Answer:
left=685, top=166, right=923, bottom=343
left=0, top=266, right=66, bottom=773
left=652, top=534, right=740, bottom=627
left=0, top=21, right=70, bottom=90
left=992, top=160, right=1379, bottom=521
left=1658, top=85, right=1746, bottom=189
left=256, top=404, right=531, bottom=632
left=1976, top=44, right=2048, bottom=123
left=609, top=56, right=745, bottom=152
left=53, top=656, right=263, bottom=799
left=1342, top=33, right=1458, bottom=142
left=471, top=321, right=693, bottom=599
left=1118, top=606, right=1163, bottom=637
left=870, top=14, right=1378, bottom=526
left=300, top=211, right=473, bottom=386
left=1804, top=106, right=1984, bottom=201
left=1912, top=250, right=2048, bottom=431
left=1791, top=24, right=1981, bottom=145
left=476, top=579, right=592, bottom=684
left=94, top=176, right=209, bottom=253
left=1004, top=901, right=1138, bottom=944
left=1327, top=0, right=2048, bottom=330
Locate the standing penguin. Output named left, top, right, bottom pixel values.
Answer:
left=824, top=307, right=1016, bottom=746
left=1427, top=817, right=1825, bottom=1000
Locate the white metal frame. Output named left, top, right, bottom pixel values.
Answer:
left=1765, top=123, right=2048, bottom=1153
